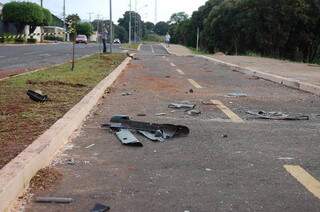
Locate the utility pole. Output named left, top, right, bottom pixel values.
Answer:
left=40, top=0, right=43, bottom=42
left=40, top=0, right=43, bottom=7
left=63, top=0, right=67, bottom=41
left=129, top=0, right=132, bottom=44
left=109, top=0, right=113, bottom=53
left=196, top=27, right=200, bottom=52
left=154, top=0, right=157, bottom=24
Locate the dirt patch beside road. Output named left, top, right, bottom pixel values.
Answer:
left=0, top=54, right=126, bottom=169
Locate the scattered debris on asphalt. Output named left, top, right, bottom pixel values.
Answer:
left=155, top=113, right=166, bottom=116
left=248, top=76, right=260, bottom=80
left=116, top=129, right=143, bottom=147
left=165, top=75, right=171, bottom=78
left=102, top=115, right=190, bottom=145
left=278, top=157, right=294, bottom=160
left=29, top=167, right=62, bottom=192
left=246, top=111, right=309, bottom=121
left=27, top=90, right=48, bottom=102
left=137, top=113, right=147, bottom=117
left=168, top=102, right=195, bottom=110
left=121, top=92, right=132, bottom=96
left=187, top=109, right=201, bottom=116
left=85, top=144, right=95, bottom=149
left=34, top=197, right=73, bottom=204
left=91, top=203, right=111, bottom=212
left=225, top=92, right=248, bottom=98
left=222, top=134, right=228, bottom=138
left=66, top=158, right=75, bottom=165
left=189, top=89, right=194, bottom=93
left=205, top=168, right=212, bottom=172
left=201, top=100, right=216, bottom=105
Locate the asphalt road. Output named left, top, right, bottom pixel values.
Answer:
left=0, top=43, right=121, bottom=79
left=25, top=44, right=320, bottom=211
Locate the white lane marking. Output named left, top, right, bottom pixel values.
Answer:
left=188, top=79, right=203, bottom=89
left=39, top=53, right=51, bottom=57
left=176, top=69, right=185, bottom=75
left=170, top=62, right=176, bottom=67
left=24, top=52, right=35, bottom=55
left=151, top=45, right=155, bottom=54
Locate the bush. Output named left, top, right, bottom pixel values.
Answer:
left=14, top=37, right=25, bottom=43
left=27, top=38, right=37, bottom=43
left=0, top=37, right=4, bottom=43
left=44, top=35, right=64, bottom=42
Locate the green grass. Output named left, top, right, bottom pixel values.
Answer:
left=188, top=47, right=210, bottom=55
left=0, top=53, right=126, bottom=168
left=122, top=43, right=140, bottom=50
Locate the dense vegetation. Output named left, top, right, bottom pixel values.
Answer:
left=169, top=0, right=320, bottom=63
left=2, top=2, right=52, bottom=34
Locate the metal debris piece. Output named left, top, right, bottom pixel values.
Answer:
left=116, top=129, right=143, bottom=147
left=121, top=92, right=132, bottom=96
left=168, top=102, right=195, bottom=110
left=189, top=89, right=194, bottom=93
left=222, top=134, right=228, bottom=138
left=246, top=111, right=309, bottom=121
left=91, top=203, right=110, bottom=212
left=226, top=92, right=247, bottom=98
left=34, top=197, right=73, bottom=204
left=187, top=109, right=201, bottom=116
left=27, top=90, right=48, bottom=102
left=85, top=144, right=95, bottom=149
left=66, top=158, right=75, bottom=165
left=110, top=115, right=189, bottom=138
left=137, top=113, right=147, bottom=117
left=138, top=130, right=165, bottom=142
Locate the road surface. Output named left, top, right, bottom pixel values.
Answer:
left=0, top=43, right=121, bottom=79
left=25, top=44, right=320, bottom=211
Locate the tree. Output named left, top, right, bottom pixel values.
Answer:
left=154, top=21, right=169, bottom=35
left=169, top=12, right=189, bottom=24
left=144, top=22, right=155, bottom=32
left=118, top=11, right=143, bottom=41
left=76, top=22, right=93, bottom=38
left=66, top=14, right=81, bottom=25
left=41, top=8, right=52, bottom=26
left=2, top=2, right=48, bottom=34
left=114, top=25, right=128, bottom=43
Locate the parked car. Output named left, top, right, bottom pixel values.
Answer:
left=76, top=35, right=88, bottom=44
left=113, top=38, right=121, bottom=44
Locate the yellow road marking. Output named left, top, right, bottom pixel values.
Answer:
left=170, top=62, right=176, bottom=67
left=211, top=100, right=244, bottom=123
left=188, top=79, right=202, bottom=89
left=284, top=165, right=320, bottom=200
left=176, top=69, right=185, bottom=75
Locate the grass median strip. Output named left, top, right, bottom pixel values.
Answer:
left=0, top=53, right=126, bottom=169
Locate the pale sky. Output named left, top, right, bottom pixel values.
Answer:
left=1, top=0, right=207, bottom=23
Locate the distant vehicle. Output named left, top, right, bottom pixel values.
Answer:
left=113, top=38, right=121, bottom=44
left=76, top=35, right=88, bottom=44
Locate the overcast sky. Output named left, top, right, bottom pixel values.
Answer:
left=1, top=0, right=207, bottom=23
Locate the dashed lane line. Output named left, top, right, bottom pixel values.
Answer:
left=176, top=69, right=185, bottom=75
left=284, top=165, right=320, bottom=200
left=211, top=100, right=244, bottom=123
left=188, top=79, right=203, bottom=89
left=151, top=45, right=155, bottom=54
left=170, top=62, right=176, bottom=67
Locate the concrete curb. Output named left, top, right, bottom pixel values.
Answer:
left=196, top=55, right=320, bottom=96
left=0, top=56, right=131, bottom=212
left=161, top=43, right=320, bottom=96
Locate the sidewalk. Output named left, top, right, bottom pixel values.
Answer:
left=166, top=44, right=320, bottom=94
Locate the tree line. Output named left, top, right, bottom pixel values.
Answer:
left=169, top=0, right=320, bottom=63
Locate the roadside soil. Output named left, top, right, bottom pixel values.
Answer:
left=0, top=54, right=126, bottom=169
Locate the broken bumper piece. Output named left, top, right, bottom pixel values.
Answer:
left=103, top=115, right=190, bottom=146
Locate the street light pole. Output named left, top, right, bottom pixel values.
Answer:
left=109, top=0, right=113, bottom=53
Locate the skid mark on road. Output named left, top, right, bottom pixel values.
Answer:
left=211, top=100, right=244, bottom=123
left=284, top=165, right=320, bottom=200
left=188, top=79, right=203, bottom=89
left=176, top=69, right=185, bottom=75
